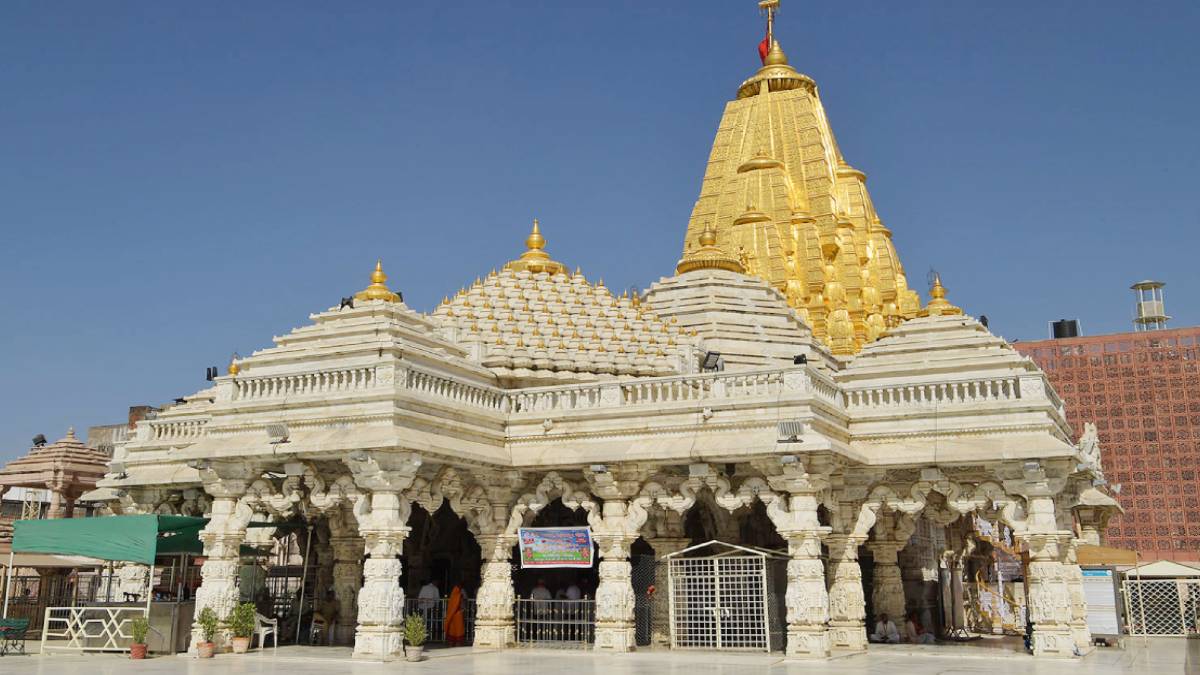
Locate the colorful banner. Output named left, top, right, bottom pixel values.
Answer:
left=518, top=527, right=594, bottom=569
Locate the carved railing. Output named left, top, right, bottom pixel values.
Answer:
left=509, top=383, right=607, bottom=414
left=506, top=367, right=812, bottom=415
left=842, top=376, right=1023, bottom=411
left=404, top=368, right=508, bottom=411
left=622, top=369, right=784, bottom=404
left=233, top=366, right=378, bottom=401
left=147, top=418, right=208, bottom=442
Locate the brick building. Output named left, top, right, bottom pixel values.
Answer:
left=1014, top=326, right=1200, bottom=562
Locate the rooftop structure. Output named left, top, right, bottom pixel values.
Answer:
left=0, top=429, right=111, bottom=521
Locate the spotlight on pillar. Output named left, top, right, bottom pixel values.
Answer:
left=793, top=354, right=807, bottom=365
left=779, top=455, right=798, bottom=465
left=266, top=423, right=290, bottom=448
left=31, top=434, right=47, bottom=447
left=109, top=461, right=128, bottom=480
left=589, top=464, right=609, bottom=474
left=777, top=420, right=805, bottom=444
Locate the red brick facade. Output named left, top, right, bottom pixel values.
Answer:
left=1014, top=327, right=1200, bottom=562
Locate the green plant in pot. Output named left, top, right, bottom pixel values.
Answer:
left=403, top=613, right=427, bottom=662
left=227, top=603, right=257, bottom=654
left=129, top=616, right=150, bottom=660
left=196, top=607, right=219, bottom=658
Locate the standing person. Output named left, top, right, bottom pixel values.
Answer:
left=563, top=579, right=582, bottom=601
left=905, top=610, right=936, bottom=644
left=444, top=583, right=466, bottom=647
left=417, top=579, right=440, bottom=610
left=870, top=612, right=900, bottom=643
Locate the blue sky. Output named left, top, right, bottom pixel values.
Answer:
left=1, top=1, right=1197, bottom=460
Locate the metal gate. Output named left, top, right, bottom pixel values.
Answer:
left=1123, top=578, right=1200, bottom=636
left=665, top=541, right=785, bottom=652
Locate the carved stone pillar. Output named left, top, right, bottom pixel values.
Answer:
left=1014, top=489, right=1077, bottom=657
left=1064, top=540, right=1093, bottom=655
left=867, top=540, right=905, bottom=625
left=331, top=535, right=364, bottom=644
left=473, top=534, right=517, bottom=648
left=192, top=492, right=249, bottom=650
left=649, top=536, right=690, bottom=647
left=352, top=490, right=410, bottom=659
left=593, top=500, right=640, bottom=653
left=826, top=534, right=868, bottom=652
left=763, top=469, right=832, bottom=658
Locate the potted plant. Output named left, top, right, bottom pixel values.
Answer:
left=227, top=602, right=257, bottom=654
left=129, top=616, right=150, bottom=659
left=196, top=607, right=219, bottom=658
left=402, top=613, right=427, bottom=662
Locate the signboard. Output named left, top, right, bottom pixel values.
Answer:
left=518, top=527, right=594, bottom=569
left=1081, top=567, right=1122, bottom=636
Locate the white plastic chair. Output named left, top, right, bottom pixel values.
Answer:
left=254, top=613, right=278, bottom=654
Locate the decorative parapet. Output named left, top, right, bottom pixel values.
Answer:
left=843, top=375, right=1025, bottom=411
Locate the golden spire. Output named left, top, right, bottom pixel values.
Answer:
left=504, top=219, right=568, bottom=276
left=354, top=260, right=401, bottom=303
left=676, top=223, right=745, bottom=275
left=918, top=273, right=963, bottom=317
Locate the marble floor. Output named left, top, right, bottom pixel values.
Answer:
left=0, top=638, right=1195, bottom=675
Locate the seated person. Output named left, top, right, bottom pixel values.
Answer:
left=905, top=611, right=936, bottom=644
left=870, top=612, right=901, bottom=643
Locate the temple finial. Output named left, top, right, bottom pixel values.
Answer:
left=228, top=352, right=241, bottom=376
left=505, top=218, right=566, bottom=275
left=919, top=273, right=963, bottom=317
left=354, top=259, right=401, bottom=303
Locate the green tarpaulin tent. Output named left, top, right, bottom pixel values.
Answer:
left=12, top=515, right=209, bottom=565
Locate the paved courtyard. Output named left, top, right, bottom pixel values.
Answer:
left=0, top=639, right=1195, bottom=675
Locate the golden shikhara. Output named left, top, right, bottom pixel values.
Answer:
left=681, top=3, right=922, bottom=355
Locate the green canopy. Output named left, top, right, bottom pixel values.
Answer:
left=12, top=515, right=209, bottom=565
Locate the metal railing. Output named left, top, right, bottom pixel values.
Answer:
left=41, top=606, right=147, bottom=653
left=403, top=597, right=476, bottom=644
left=1123, top=579, right=1200, bottom=636
left=514, top=599, right=594, bottom=648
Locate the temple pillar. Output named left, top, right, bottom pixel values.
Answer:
left=473, top=534, right=517, bottom=648
left=341, top=453, right=420, bottom=659
left=649, top=535, right=690, bottom=647
left=592, top=499, right=640, bottom=652
left=825, top=534, right=868, bottom=652
left=331, top=534, right=364, bottom=644
left=352, top=490, right=410, bottom=659
left=191, top=489, right=250, bottom=651
left=1012, top=487, right=1080, bottom=657
left=762, top=462, right=833, bottom=658
left=867, top=540, right=905, bottom=626
left=1064, top=540, right=1093, bottom=655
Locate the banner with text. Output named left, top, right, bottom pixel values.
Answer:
left=518, top=527, right=594, bottom=569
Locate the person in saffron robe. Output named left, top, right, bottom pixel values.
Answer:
left=444, top=584, right=466, bottom=647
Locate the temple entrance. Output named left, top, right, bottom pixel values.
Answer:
left=512, top=498, right=597, bottom=648
left=402, top=502, right=481, bottom=646
left=664, top=541, right=786, bottom=652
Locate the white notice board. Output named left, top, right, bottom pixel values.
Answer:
left=1081, top=567, right=1121, bottom=635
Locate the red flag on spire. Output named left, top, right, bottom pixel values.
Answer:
left=758, top=31, right=770, bottom=64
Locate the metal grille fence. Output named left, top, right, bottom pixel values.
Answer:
left=5, top=573, right=103, bottom=631
left=667, top=547, right=785, bottom=652
left=403, top=598, right=476, bottom=644
left=1123, top=579, right=1200, bottom=636
left=514, top=599, right=594, bottom=648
